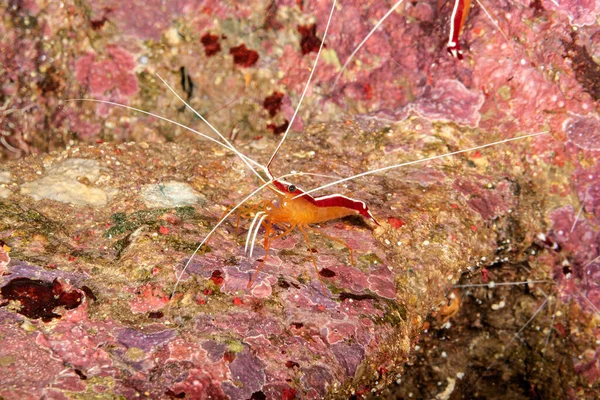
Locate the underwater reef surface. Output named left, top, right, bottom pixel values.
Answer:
left=1, top=0, right=599, bottom=398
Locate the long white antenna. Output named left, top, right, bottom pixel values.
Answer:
left=293, top=131, right=549, bottom=200
left=154, top=74, right=268, bottom=182
left=267, top=0, right=338, bottom=173
left=331, top=0, right=405, bottom=91
left=70, top=99, right=266, bottom=173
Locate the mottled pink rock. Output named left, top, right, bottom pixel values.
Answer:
left=414, top=79, right=485, bottom=126
left=75, top=46, right=138, bottom=100
left=565, top=113, right=600, bottom=150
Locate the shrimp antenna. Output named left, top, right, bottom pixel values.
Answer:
left=154, top=74, right=268, bottom=182
left=266, top=0, right=337, bottom=176
left=331, top=0, right=405, bottom=92
left=69, top=99, right=266, bottom=174
left=293, top=131, right=549, bottom=200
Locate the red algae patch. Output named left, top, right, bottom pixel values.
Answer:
left=298, top=24, right=323, bottom=54
left=200, top=32, right=222, bottom=57
left=229, top=44, right=259, bottom=67
left=0, top=278, right=84, bottom=322
left=263, top=91, right=284, bottom=117
left=267, top=120, right=290, bottom=135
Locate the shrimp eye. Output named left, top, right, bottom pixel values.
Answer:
left=288, top=185, right=296, bottom=193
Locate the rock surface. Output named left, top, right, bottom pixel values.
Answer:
left=1, top=0, right=599, bottom=399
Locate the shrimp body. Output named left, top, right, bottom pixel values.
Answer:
left=268, top=180, right=377, bottom=226
left=243, top=178, right=378, bottom=294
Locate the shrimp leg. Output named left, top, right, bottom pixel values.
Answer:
left=247, top=222, right=296, bottom=289
left=307, top=226, right=354, bottom=265
left=247, top=220, right=275, bottom=289
left=298, top=226, right=327, bottom=296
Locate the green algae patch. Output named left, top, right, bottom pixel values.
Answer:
left=0, top=355, right=16, bottom=367
left=124, top=347, right=145, bottom=362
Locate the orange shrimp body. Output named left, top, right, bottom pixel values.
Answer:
left=270, top=193, right=358, bottom=226
left=244, top=179, right=378, bottom=294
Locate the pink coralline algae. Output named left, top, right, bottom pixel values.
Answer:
left=546, top=206, right=600, bottom=317
left=573, top=162, right=600, bottom=220
left=414, top=79, right=485, bottom=127
left=453, top=177, right=514, bottom=221
left=575, top=347, right=600, bottom=384
left=89, top=0, right=192, bottom=40
left=128, top=283, right=169, bottom=313
left=75, top=46, right=138, bottom=100
left=0, top=243, right=9, bottom=275
left=565, top=113, right=600, bottom=150
left=549, top=0, right=600, bottom=27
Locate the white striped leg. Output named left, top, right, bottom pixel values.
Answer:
left=245, top=212, right=264, bottom=254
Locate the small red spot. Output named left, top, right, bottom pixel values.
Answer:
left=316, top=304, right=325, bottom=312
left=472, top=150, right=482, bottom=158
left=553, top=322, right=566, bottom=337
left=387, top=216, right=404, bottom=229
left=297, top=24, right=323, bottom=55
left=267, top=120, right=289, bottom=135
left=470, top=225, right=477, bottom=232
left=282, top=388, right=297, bottom=400
left=203, top=288, right=213, bottom=296
left=224, top=351, right=236, bottom=363
left=233, top=296, right=243, bottom=305
left=285, top=360, right=300, bottom=369
left=159, top=226, right=169, bottom=235
left=263, top=91, right=284, bottom=117
left=68, top=256, right=75, bottom=262
left=165, top=389, right=186, bottom=399
left=450, top=203, right=459, bottom=209
left=364, top=83, right=373, bottom=100
left=230, top=44, right=259, bottom=67
left=196, top=297, right=206, bottom=305
left=296, top=0, right=304, bottom=10
left=200, top=32, right=221, bottom=57
left=480, top=267, right=490, bottom=283
left=91, top=16, right=108, bottom=30
left=148, top=311, right=164, bottom=319
left=81, top=285, right=97, bottom=301
left=95, top=139, right=104, bottom=144
left=210, top=270, right=224, bottom=286
left=319, top=268, right=336, bottom=278
left=152, top=267, right=160, bottom=276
